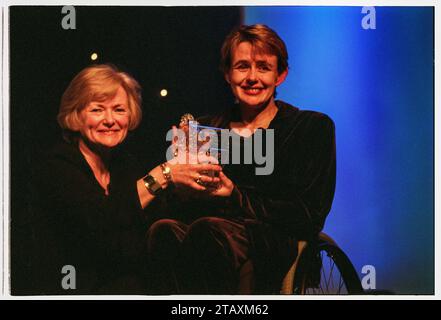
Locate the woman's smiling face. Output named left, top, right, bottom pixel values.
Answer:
left=78, top=85, right=130, bottom=149
left=226, top=41, right=287, bottom=109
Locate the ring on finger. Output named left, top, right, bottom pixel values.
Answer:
left=195, top=174, right=203, bottom=185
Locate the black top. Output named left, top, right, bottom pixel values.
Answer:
left=197, top=100, right=336, bottom=238
left=30, top=141, right=148, bottom=294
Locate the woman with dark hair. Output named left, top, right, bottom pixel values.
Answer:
left=30, top=64, right=221, bottom=294
left=146, top=24, right=336, bottom=294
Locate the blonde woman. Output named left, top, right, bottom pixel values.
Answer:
left=31, top=64, right=221, bottom=294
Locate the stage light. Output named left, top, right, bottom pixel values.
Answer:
left=91, top=53, right=98, bottom=61
left=160, top=89, right=168, bottom=97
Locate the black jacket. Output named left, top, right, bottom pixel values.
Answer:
left=30, top=141, right=148, bottom=294
left=197, top=100, right=336, bottom=238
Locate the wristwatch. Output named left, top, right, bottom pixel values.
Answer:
left=143, top=174, right=162, bottom=196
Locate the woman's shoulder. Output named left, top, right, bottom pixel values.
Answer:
left=35, top=141, right=85, bottom=174
left=32, top=141, right=93, bottom=193
left=271, top=101, right=335, bottom=154
left=197, top=101, right=334, bottom=131
left=276, top=100, right=333, bottom=122
left=41, top=141, right=139, bottom=170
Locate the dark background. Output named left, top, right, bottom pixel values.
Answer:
left=10, top=6, right=241, bottom=294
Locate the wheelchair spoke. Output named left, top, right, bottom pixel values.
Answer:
left=323, top=256, right=332, bottom=292
left=293, top=235, right=362, bottom=295
left=328, top=256, right=336, bottom=290
left=322, top=264, right=329, bottom=292
left=338, top=274, right=344, bottom=294
left=327, top=257, right=333, bottom=290
left=318, top=249, right=348, bottom=294
left=319, top=276, right=325, bottom=294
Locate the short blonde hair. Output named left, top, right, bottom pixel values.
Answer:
left=57, top=64, right=142, bottom=142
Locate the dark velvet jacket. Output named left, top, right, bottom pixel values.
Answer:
left=29, top=141, right=148, bottom=294
left=197, top=100, right=336, bottom=239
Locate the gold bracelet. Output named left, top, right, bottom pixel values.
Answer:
left=160, top=163, right=172, bottom=183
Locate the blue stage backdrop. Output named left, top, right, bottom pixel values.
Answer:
left=244, top=6, right=433, bottom=294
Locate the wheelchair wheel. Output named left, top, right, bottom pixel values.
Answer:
left=293, top=233, right=364, bottom=295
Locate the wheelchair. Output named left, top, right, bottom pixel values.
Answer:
left=280, top=232, right=364, bottom=294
